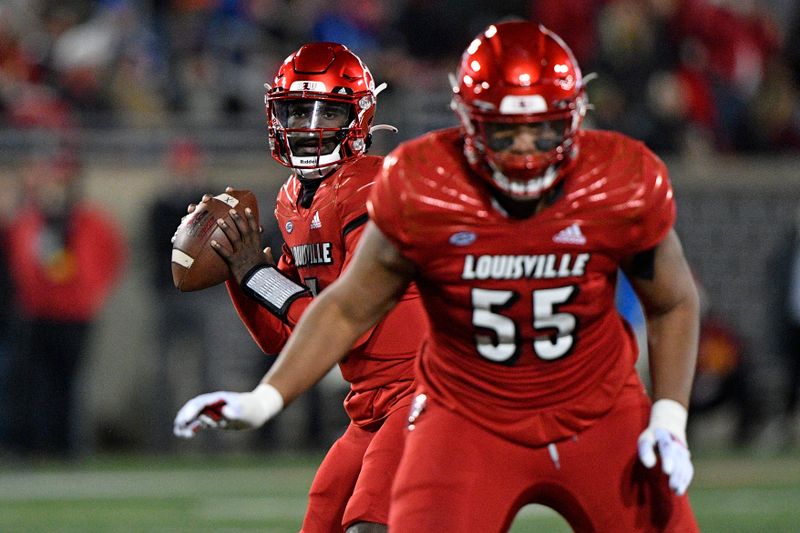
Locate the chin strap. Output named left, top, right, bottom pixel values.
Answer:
left=295, top=165, right=338, bottom=181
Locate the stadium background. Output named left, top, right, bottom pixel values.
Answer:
left=1, top=0, right=799, bottom=531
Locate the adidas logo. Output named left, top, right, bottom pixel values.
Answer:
left=310, top=211, right=322, bottom=229
left=553, top=223, right=586, bottom=245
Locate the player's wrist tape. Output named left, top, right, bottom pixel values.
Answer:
left=241, top=265, right=310, bottom=319
left=649, top=399, right=688, bottom=445
left=249, top=383, right=285, bottom=423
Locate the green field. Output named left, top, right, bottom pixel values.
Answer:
left=0, top=450, right=798, bottom=532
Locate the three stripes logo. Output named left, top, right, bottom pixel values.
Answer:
left=552, top=223, right=586, bottom=245
left=310, top=211, right=322, bottom=230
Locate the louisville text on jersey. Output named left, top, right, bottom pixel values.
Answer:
left=461, top=253, right=590, bottom=280
left=291, top=242, right=334, bottom=267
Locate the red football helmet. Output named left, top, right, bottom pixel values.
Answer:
left=266, top=43, right=385, bottom=172
left=451, top=22, right=587, bottom=199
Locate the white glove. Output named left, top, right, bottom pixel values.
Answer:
left=173, top=383, right=284, bottom=439
left=637, top=399, right=694, bottom=496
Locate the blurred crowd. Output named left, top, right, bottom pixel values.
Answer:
left=0, top=0, right=799, bottom=154
left=1, top=0, right=800, bottom=458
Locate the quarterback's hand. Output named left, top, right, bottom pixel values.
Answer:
left=186, top=186, right=241, bottom=215
left=211, top=200, right=266, bottom=285
left=173, top=384, right=284, bottom=438
left=637, top=399, right=694, bottom=496
left=171, top=192, right=216, bottom=244
left=185, top=192, right=215, bottom=216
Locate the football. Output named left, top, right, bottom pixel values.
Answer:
left=171, top=189, right=259, bottom=291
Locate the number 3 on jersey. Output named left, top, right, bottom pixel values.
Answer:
left=472, top=286, right=577, bottom=363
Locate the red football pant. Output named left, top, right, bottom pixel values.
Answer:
left=389, top=378, right=699, bottom=532
left=301, top=405, right=409, bottom=532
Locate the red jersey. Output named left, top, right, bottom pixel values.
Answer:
left=228, top=156, right=427, bottom=427
left=369, top=128, right=675, bottom=446
left=6, top=203, right=126, bottom=322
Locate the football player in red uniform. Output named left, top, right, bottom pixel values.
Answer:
left=173, top=43, right=427, bottom=533
left=176, top=23, right=701, bottom=532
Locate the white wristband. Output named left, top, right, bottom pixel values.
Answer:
left=649, top=399, right=688, bottom=444
left=243, top=266, right=310, bottom=318
left=251, top=383, right=285, bottom=423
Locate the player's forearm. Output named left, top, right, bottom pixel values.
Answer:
left=646, top=288, right=700, bottom=408
left=259, top=282, right=386, bottom=404
left=226, top=279, right=292, bottom=353
left=261, top=222, right=413, bottom=404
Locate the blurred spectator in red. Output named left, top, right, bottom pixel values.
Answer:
left=664, top=0, right=782, bottom=150
left=2, top=150, right=126, bottom=457
left=667, top=0, right=780, bottom=94
left=672, top=40, right=718, bottom=134
left=6, top=85, right=74, bottom=130
left=0, top=8, right=41, bottom=86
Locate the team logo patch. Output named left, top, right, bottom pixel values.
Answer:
left=449, top=231, right=477, bottom=246
left=499, top=94, right=548, bottom=114
left=289, top=80, right=327, bottom=92
left=285, top=220, right=294, bottom=233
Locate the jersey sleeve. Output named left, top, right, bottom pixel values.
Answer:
left=276, top=242, right=302, bottom=283
left=334, top=169, right=391, bottom=349
left=633, top=150, right=676, bottom=253
left=226, top=280, right=290, bottom=355
left=367, top=152, right=413, bottom=254
left=334, top=156, right=376, bottom=233
left=226, top=219, right=377, bottom=353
